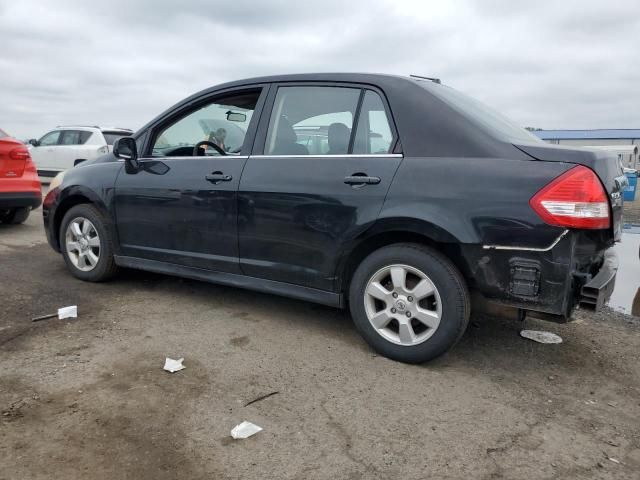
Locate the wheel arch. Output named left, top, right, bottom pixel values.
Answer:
left=336, top=218, right=472, bottom=295
left=52, top=187, right=111, bottom=251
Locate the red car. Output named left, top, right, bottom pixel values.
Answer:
left=0, top=129, right=41, bottom=224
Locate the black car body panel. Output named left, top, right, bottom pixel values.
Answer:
left=43, top=73, right=621, bottom=321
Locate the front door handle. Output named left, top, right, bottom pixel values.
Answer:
left=205, top=171, right=233, bottom=184
left=344, top=174, right=381, bottom=186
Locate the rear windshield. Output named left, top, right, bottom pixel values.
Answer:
left=0, top=129, right=8, bottom=139
left=102, top=131, right=130, bottom=145
left=415, top=80, right=542, bottom=144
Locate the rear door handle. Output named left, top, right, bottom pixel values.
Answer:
left=344, top=174, right=381, bottom=186
left=205, top=171, right=233, bottom=184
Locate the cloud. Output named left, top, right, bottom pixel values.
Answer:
left=0, top=0, right=638, bottom=139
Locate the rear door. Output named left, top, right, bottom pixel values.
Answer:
left=102, top=131, right=131, bottom=153
left=58, top=130, right=94, bottom=169
left=114, top=87, right=266, bottom=273
left=238, top=84, right=402, bottom=291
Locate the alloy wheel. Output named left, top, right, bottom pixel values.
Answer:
left=364, top=264, right=442, bottom=346
left=65, top=217, right=101, bottom=272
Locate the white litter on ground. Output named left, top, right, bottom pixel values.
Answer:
left=163, top=357, right=185, bottom=373
left=520, top=330, right=563, bottom=344
left=58, top=306, right=78, bottom=319
left=32, top=305, right=78, bottom=322
left=231, top=421, right=263, bottom=439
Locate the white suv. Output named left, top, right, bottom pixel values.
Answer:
left=28, top=126, right=132, bottom=178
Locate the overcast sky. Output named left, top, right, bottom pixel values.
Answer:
left=1, top=0, right=638, bottom=139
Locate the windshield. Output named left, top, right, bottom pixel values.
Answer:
left=0, top=129, right=8, bottom=139
left=416, top=80, right=543, bottom=144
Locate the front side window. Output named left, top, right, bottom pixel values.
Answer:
left=265, top=86, right=360, bottom=155
left=39, top=131, right=61, bottom=146
left=353, top=91, right=394, bottom=154
left=152, top=89, right=260, bottom=157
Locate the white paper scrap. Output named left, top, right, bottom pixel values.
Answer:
left=163, top=357, right=185, bottom=373
left=58, top=306, right=78, bottom=319
left=231, top=421, right=263, bottom=439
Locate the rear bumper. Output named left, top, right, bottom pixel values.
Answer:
left=0, top=191, right=42, bottom=209
left=462, top=230, right=618, bottom=322
left=579, top=248, right=618, bottom=311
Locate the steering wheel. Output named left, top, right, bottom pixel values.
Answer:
left=193, top=141, right=226, bottom=156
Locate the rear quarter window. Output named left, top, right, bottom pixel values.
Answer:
left=102, top=132, right=130, bottom=146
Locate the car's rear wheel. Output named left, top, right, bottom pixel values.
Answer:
left=0, top=207, right=31, bottom=224
left=59, top=204, right=118, bottom=281
left=349, top=243, right=470, bottom=363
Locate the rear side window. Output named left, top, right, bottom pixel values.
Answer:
left=265, top=86, right=360, bottom=155
left=102, top=132, right=129, bottom=146
left=353, top=91, right=394, bottom=154
left=59, top=130, right=91, bottom=145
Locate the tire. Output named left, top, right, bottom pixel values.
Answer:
left=59, top=204, right=119, bottom=282
left=0, top=207, right=31, bottom=224
left=349, top=243, right=470, bottom=363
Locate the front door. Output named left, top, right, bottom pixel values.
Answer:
left=30, top=130, right=62, bottom=174
left=238, top=85, right=402, bottom=291
left=114, top=88, right=265, bottom=273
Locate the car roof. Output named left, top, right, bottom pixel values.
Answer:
left=53, top=126, right=132, bottom=133
left=137, top=72, right=530, bottom=160
left=188, top=72, right=412, bottom=99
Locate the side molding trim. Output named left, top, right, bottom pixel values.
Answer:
left=482, top=229, right=569, bottom=252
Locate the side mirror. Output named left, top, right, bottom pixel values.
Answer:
left=113, top=137, right=140, bottom=173
left=28, top=139, right=39, bottom=147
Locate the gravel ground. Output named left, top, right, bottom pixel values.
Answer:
left=1, top=203, right=639, bottom=480
left=624, top=194, right=640, bottom=225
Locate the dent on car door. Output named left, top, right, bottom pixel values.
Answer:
left=114, top=87, right=266, bottom=273
left=238, top=85, right=402, bottom=291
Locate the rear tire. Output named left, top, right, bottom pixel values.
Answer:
left=59, top=204, right=119, bottom=282
left=349, top=243, right=470, bottom=363
left=0, top=207, right=31, bottom=224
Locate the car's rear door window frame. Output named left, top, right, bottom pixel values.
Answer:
left=252, top=81, right=401, bottom=157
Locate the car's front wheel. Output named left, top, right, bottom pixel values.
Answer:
left=59, top=204, right=118, bottom=282
left=0, top=207, right=31, bottom=224
left=349, top=243, right=470, bottom=363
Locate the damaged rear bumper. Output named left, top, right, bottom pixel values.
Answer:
left=578, top=248, right=618, bottom=311
left=463, top=230, right=618, bottom=323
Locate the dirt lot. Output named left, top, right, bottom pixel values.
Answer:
left=1, top=203, right=639, bottom=480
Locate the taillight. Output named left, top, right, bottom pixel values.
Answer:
left=9, top=147, right=30, bottom=160
left=529, top=165, right=610, bottom=229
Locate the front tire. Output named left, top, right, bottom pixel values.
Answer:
left=349, top=243, right=470, bottom=363
left=0, top=207, right=31, bottom=224
left=59, top=204, right=119, bottom=282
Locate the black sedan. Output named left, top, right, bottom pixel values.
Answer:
left=42, top=73, right=624, bottom=363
